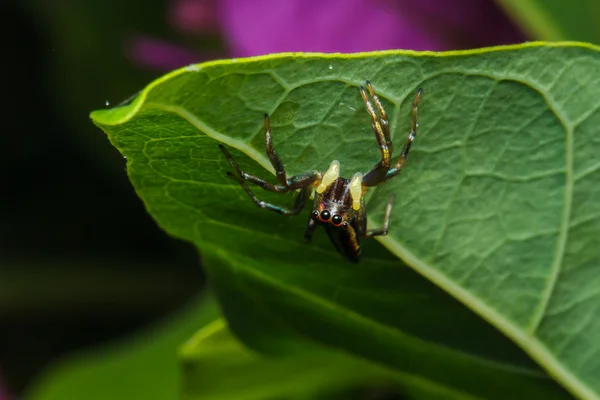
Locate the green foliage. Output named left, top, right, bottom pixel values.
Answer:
left=91, top=43, right=600, bottom=399
left=25, top=293, right=502, bottom=400
left=181, top=320, right=411, bottom=400
left=497, top=0, right=600, bottom=44
left=29, top=295, right=405, bottom=400
left=24, top=295, right=220, bottom=400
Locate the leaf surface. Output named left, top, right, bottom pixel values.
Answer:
left=92, top=42, right=600, bottom=399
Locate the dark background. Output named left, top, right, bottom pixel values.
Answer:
left=1, top=1, right=205, bottom=394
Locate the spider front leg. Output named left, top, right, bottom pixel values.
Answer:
left=384, top=88, right=423, bottom=180
left=261, top=113, right=323, bottom=189
left=219, top=113, right=323, bottom=216
left=264, top=113, right=289, bottom=187
left=219, top=144, right=318, bottom=193
left=359, top=194, right=396, bottom=238
left=303, top=217, right=318, bottom=242
left=227, top=170, right=313, bottom=215
left=361, top=81, right=392, bottom=187
left=362, top=86, right=423, bottom=186
left=219, top=114, right=321, bottom=193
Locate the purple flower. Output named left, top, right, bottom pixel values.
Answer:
left=125, top=0, right=223, bottom=71
left=169, top=0, right=219, bottom=35
left=127, top=0, right=525, bottom=70
left=217, top=0, right=524, bottom=56
left=125, top=34, right=217, bottom=71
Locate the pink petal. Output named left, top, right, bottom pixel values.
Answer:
left=169, top=0, right=219, bottom=36
left=124, top=34, right=210, bottom=71
left=217, top=0, right=524, bottom=57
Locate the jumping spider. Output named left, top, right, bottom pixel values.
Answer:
left=219, top=81, right=422, bottom=262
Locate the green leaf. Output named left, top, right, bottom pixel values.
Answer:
left=24, top=295, right=220, bottom=400
left=92, top=42, right=600, bottom=399
left=496, top=0, right=600, bottom=44
left=202, top=250, right=570, bottom=400
left=184, top=318, right=567, bottom=400
left=22, top=294, right=490, bottom=400
left=181, top=320, right=476, bottom=400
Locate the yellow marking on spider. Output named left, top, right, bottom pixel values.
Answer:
left=316, top=160, right=340, bottom=193
left=349, top=172, right=363, bottom=210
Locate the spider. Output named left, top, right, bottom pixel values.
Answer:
left=219, top=81, right=423, bottom=262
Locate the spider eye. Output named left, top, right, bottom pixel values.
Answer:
left=311, top=210, right=319, bottom=220
left=332, top=215, right=343, bottom=226
left=320, top=210, right=331, bottom=221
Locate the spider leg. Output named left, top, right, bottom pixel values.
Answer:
left=303, top=217, right=318, bottom=243
left=361, top=81, right=391, bottom=187
left=219, top=144, right=320, bottom=193
left=366, top=81, right=392, bottom=152
left=323, top=225, right=344, bottom=255
left=356, top=204, right=367, bottom=235
left=227, top=171, right=312, bottom=215
left=264, top=113, right=323, bottom=188
left=363, top=194, right=395, bottom=237
left=384, top=88, right=423, bottom=180
left=264, top=113, right=289, bottom=186
left=219, top=114, right=322, bottom=192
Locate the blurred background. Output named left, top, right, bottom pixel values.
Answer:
left=1, top=0, right=596, bottom=398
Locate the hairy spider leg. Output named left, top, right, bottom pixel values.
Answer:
left=227, top=170, right=313, bottom=215
left=361, top=87, right=423, bottom=186
left=264, top=113, right=288, bottom=186
left=360, top=82, right=391, bottom=187
left=218, top=114, right=321, bottom=194
left=384, top=88, right=422, bottom=180
left=219, top=150, right=318, bottom=193
left=362, top=194, right=395, bottom=237
left=366, top=81, right=392, bottom=153
left=218, top=113, right=322, bottom=216
left=263, top=114, right=323, bottom=189
left=303, top=217, right=318, bottom=242
left=340, top=223, right=361, bottom=262
left=220, top=143, right=319, bottom=193
left=324, top=223, right=358, bottom=261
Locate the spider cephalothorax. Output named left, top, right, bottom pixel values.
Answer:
left=219, top=81, right=422, bottom=262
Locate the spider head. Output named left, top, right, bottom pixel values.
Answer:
left=310, top=161, right=364, bottom=229
left=311, top=200, right=357, bottom=229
